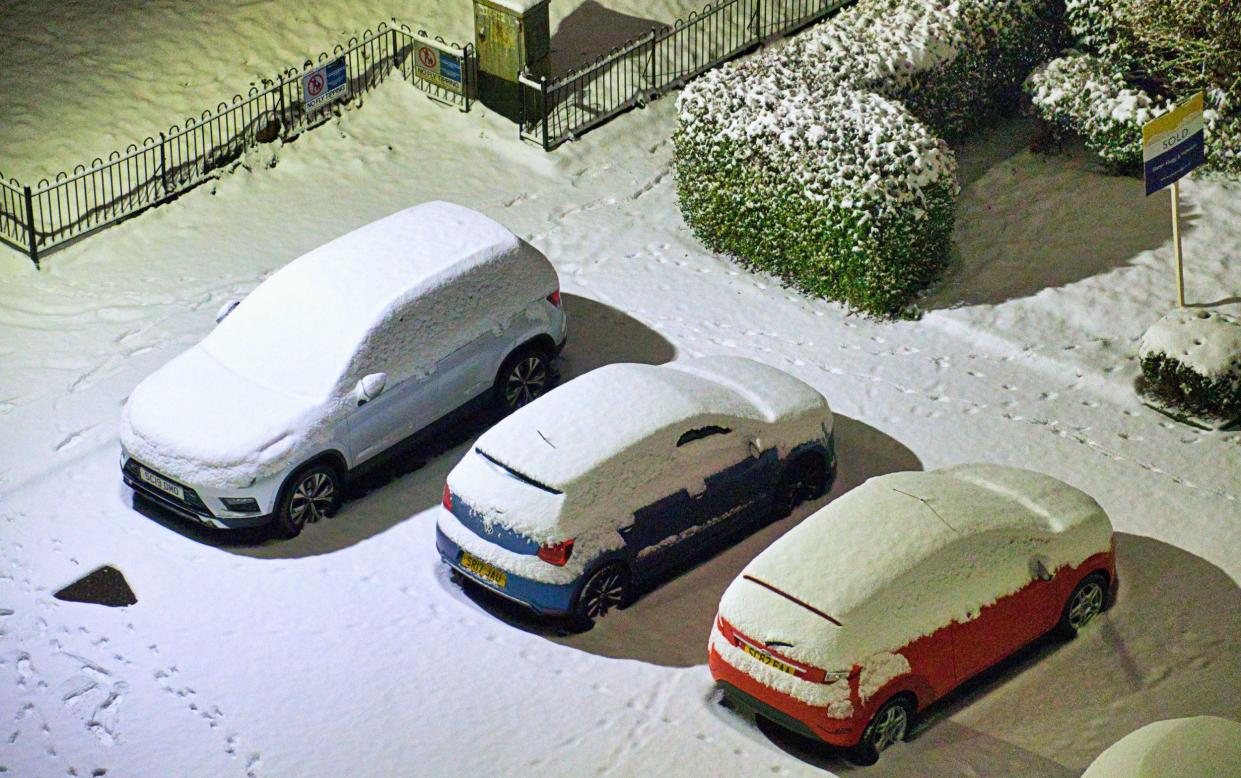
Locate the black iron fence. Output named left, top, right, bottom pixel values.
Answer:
left=519, top=0, right=849, bottom=150
left=0, top=23, right=474, bottom=266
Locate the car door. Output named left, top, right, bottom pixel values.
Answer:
left=949, top=533, right=1049, bottom=682
left=436, top=317, right=509, bottom=412
left=684, top=424, right=773, bottom=540
left=625, top=424, right=751, bottom=575
left=343, top=307, right=445, bottom=464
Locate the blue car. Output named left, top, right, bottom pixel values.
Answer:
left=436, top=356, right=836, bottom=624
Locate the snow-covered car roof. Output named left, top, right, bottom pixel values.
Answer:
left=719, top=464, right=1113, bottom=667
left=200, top=201, right=551, bottom=400
left=473, top=356, right=828, bottom=493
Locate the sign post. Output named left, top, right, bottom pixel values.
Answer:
left=1142, top=91, right=1206, bottom=307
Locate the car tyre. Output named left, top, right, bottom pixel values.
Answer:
left=271, top=462, right=342, bottom=539
left=493, top=347, right=553, bottom=415
left=847, top=695, right=914, bottom=766
left=572, top=563, right=630, bottom=628
left=768, top=454, right=829, bottom=523
left=1052, top=573, right=1108, bottom=640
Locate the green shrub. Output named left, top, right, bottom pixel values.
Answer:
left=1138, top=309, right=1241, bottom=421
left=1026, top=52, right=1171, bottom=171
left=1054, top=0, right=1241, bottom=175
left=673, top=0, right=1060, bottom=316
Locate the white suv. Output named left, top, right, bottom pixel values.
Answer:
left=120, top=201, right=567, bottom=537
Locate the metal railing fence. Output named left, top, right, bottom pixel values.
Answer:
left=520, top=0, right=849, bottom=150
left=0, top=23, right=473, bottom=266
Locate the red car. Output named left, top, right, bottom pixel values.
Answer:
left=709, top=464, right=1117, bottom=765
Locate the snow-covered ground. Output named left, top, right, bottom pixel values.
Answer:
left=2, top=2, right=1240, bottom=777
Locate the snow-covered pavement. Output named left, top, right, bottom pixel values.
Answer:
left=2, top=26, right=1239, bottom=777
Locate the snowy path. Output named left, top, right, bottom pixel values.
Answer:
left=2, top=72, right=1239, bottom=776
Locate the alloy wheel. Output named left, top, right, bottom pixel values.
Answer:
left=289, top=471, right=335, bottom=526
left=1067, top=580, right=1104, bottom=630
left=871, top=703, right=908, bottom=753
left=580, top=568, right=626, bottom=619
left=505, top=356, right=548, bottom=408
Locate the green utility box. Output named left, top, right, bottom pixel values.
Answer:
left=473, top=0, right=551, bottom=121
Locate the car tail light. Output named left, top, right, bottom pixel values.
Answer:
left=442, top=483, right=453, bottom=511
left=546, top=290, right=562, bottom=308
left=537, top=538, right=574, bottom=566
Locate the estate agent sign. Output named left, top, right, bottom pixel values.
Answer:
left=1142, top=92, right=1206, bottom=307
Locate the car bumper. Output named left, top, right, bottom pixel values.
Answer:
left=435, top=525, right=577, bottom=616
left=709, top=645, right=863, bottom=747
left=122, top=456, right=273, bottom=529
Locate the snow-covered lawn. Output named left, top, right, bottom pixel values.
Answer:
left=2, top=3, right=1239, bottom=777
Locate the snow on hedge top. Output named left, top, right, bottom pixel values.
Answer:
left=1082, top=717, right=1241, bottom=778
left=678, top=63, right=956, bottom=216
left=1139, top=308, right=1241, bottom=379
left=202, top=201, right=555, bottom=400
left=452, top=357, right=830, bottom=542
left=717, top=464, right=1113, bottom=668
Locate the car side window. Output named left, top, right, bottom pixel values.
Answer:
left=676, top=426, right=732, bottom=447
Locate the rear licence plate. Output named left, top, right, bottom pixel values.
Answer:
left=739, top=641, right=798, bottom=676
left=139, top=467, right=185, bottom=501
left=460, top=551, right=507, bottom=588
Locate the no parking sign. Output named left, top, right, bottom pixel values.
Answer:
left=302, top=56, right=349, bottom=110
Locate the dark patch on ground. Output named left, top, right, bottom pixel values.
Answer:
left=54, top=565, right=137, bottom=607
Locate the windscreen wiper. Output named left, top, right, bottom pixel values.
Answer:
left=742, top=575, right=842, bottom=627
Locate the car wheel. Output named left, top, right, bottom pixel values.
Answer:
left=494, top=348, right=552, bottom=415
left=847, top=695, right=914, bottom=766
left=573, top=564, right=630, bottom=626
left=1052, top=573, right=1108, bottom=640
left=271, top=463, right=341, bottom=539
left=768, top=455, right=828, bottom=523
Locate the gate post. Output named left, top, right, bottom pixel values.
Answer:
left=23, top=185, right=38, bottom=268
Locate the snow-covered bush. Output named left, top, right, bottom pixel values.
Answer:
left=1026, top=52, right=1171, bottom=171
left=1138, top=308, right=1241, bottom=422
left=1041, top=0, right=1241, bottom=175
left=674, top=0, right=1060, bottom=316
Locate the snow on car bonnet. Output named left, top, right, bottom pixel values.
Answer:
left=454, top=357, right=829, bottom=543
left=718, top=464, right=1112, bottom=669
left=201, top=200, right=556, bottom=400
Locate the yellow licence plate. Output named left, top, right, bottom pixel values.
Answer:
left=460, top=551, right=507, bottom=588
left=740, top=641, right=798, bottom=676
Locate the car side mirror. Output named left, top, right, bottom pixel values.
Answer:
left=215, top=299, right=241, bottom=324
left=748, top=438, right=762, bottom=458
left=356, top=372, right=387, bottom=406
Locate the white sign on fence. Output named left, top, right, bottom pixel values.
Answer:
left=303, top=56, right=349, bottom=111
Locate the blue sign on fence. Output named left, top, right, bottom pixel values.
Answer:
left=303, top=56, right=350, bottom=111
left=414, top=42, right=465, bottom=95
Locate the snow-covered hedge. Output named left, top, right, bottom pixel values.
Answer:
left=1034, top=0, right=1241, bottom=175
left=674, top=0, right=1061, bottom=316
left=1026, top=52, right=1172, bottom=171
left=1138, top=308, right=1241, bottom=422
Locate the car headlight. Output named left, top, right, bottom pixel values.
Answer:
left=822, top=670, right=851, bottom=685
left=220, top=497, right=261, bottom=513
